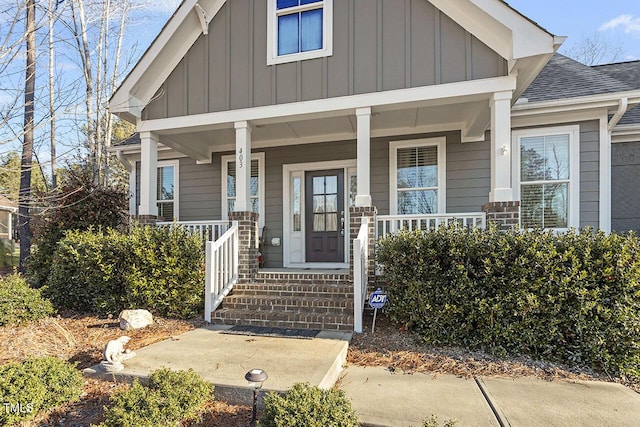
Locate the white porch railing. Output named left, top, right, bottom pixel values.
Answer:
left=157, top=220, right=231, bottom=242
left=204, top=223, right=239, bottom=322
left=353, top=218, right=369, bottom=334
left=376, top=213, right=486, bottom=239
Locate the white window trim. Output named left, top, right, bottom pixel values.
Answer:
left=512, top=125, right=580, bottom=230
left=222, top=152, right=266, bottom=227
left=389, top=138, right=447, bottom=215
left=157, top=159, right=180, bottom=221
left=266, top=0, right=333, bottom=65
left=282, top=159, right=355, bottom=269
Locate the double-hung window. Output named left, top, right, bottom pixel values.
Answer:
left=390, top=138, right=446, bottom=215
left=222, top=153, right=265, bottom=227
left=513, top=126, right=579, bottom=230
left=134, top=160, right=179, bottom=221
left=267, top=0, right=333, bottom=65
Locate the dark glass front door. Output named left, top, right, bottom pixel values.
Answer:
left=305, top=170, right=345, bottom=263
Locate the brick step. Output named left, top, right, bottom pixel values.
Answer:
left=254, top=272, right=351, bottom=286
left=212, top=308, right=354, bottom=331
left=222, top=294, right=354, bottom=313
left=233, top=282, right=354, bottom=297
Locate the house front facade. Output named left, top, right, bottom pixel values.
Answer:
left=110, top=0, right=640, bottom=330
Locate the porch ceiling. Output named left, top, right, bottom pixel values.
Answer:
left=156, top=99, right=488, bottom=158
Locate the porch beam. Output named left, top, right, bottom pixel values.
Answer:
left=234, top=121, right=252, bottom=212
left=139, top=131, right=159, bottom=216
left=489, top=91, right=514, bottom=202
left=355, top=107, right=372, bottom=207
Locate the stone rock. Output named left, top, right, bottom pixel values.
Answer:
left=119, top=309, right=153, bottom=330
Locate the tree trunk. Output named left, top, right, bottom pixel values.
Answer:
left=19, top=0, right=36, bottom=271
left=48, top=0, right=57, bottom=190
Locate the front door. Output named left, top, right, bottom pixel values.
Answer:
left=305, top=170, right=345, bottom=263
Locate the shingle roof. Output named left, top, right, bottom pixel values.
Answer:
left=521, top=54, right=632, bottom=102
left=113, top=133, right=141, bottom=147
left=592, top=60, right=640, bottom=126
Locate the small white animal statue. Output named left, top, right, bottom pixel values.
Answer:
left=100, top=336, right=137, bottom=372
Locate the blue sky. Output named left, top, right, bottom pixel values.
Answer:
left=507, top=0, right=640, bottom=61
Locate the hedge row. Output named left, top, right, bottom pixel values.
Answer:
left=40, top=226, right=205, bottom=319
left=377, top=226, right=640, bottom=376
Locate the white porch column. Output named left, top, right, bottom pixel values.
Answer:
left=489, top=91, right=514, bottom=202
left=139, top=131, right=159, bottom=216
left=355, top=107, right=372, bottom=207
left=234, top=121, right=252, bottom=212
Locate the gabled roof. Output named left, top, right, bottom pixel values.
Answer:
left=522, top=54, right=632, bottom=102
left=111, top=0, right=560, bottom=123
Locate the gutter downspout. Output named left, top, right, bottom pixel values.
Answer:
left=608, top=97, right=629, bottom=132
left=116, top=150, right=133, bottom=173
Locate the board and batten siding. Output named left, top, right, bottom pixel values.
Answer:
left=578, top=121, right=600, bottom=229
left=612, top=140, right=640, bottom=233
left=142, top=0, right=507, bottom=120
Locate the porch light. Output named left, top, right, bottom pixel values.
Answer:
left=245, top=368, right=268, bottom=426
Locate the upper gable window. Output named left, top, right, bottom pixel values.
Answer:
left=267, top=0, right=333, bottom=65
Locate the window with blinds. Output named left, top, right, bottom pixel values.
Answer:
left=520, top=134, right=570, bottom=229
left=226, top=159, right=260, bottom=214
left=156, top=165, right=175, bottom=221
left=396, top=145, right=439, bottom=214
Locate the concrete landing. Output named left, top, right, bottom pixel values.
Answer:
left=84, top=326, right=350, bottom=406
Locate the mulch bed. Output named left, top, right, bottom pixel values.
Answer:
left=3, top=310, right=638, bottom=425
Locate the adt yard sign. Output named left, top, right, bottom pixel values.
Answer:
left=368, top=288, right=387, bottom=334
left=369, top=289, right=387, bottom=309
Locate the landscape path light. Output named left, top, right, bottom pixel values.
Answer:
left=245, top=368, right=268, bottom=427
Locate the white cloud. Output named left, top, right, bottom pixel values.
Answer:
left=599, top=14, right=640, bottom=34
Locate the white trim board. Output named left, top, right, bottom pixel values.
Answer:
left=389, top=138, right=447, bottom=215
left=512, top=125, right=580, bottom=230
left=282, top=159, right=356, bottom=269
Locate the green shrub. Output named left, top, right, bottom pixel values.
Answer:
left=377, top=226, right=640, bottom=377
left=0, top=274, right=55, bottom=326
left=260, top=383, right=358, bottom=427
left=99, top=368, right=213, bottom=427
left=43, top=226, right=204, bottom=318
left=27, top=166, right=129, bottom=289
left=0, top=356, right=83, bottom=425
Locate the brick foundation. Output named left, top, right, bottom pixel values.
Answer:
left=349, top=206, right=377, bottom=285
left=229, top=211, right=259, bottom=282
left=482, top=201, right=520, bottom=230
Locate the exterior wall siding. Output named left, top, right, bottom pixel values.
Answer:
left=142, top=0, right=507, bottom=120
left=612, top=140, right=640, bottom=233
left=578, top=121, right=600, bottom=229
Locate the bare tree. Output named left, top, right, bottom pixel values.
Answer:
left=563, top=32, right=625, bottom=66
left=19, top=0, right=36, bottom=271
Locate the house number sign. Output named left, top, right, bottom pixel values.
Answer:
left=237, top=147, right=244, bottom=169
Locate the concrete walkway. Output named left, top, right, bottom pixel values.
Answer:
left=341, top=366, right=640, bottom=427
left=84, top=327, right=640, bottom=426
